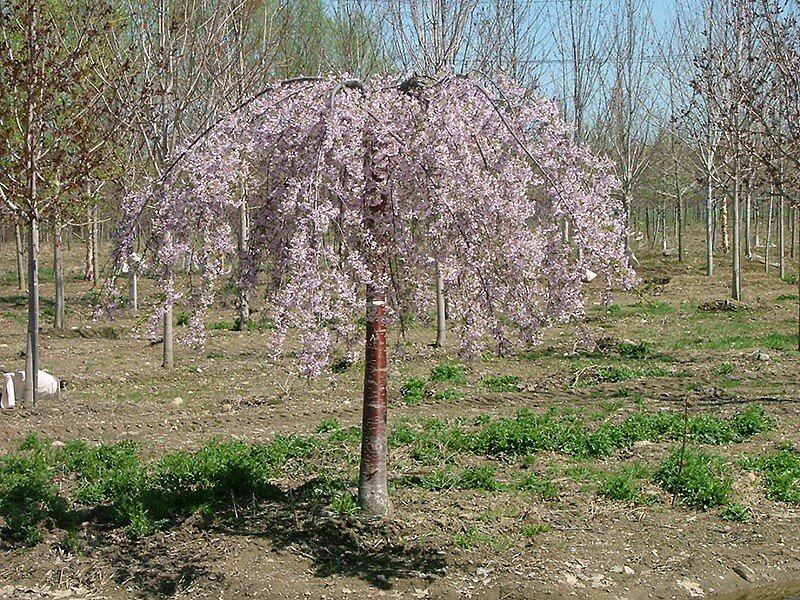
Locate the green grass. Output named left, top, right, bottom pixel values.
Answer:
left=571, top=363, right=670, bottom=387
left=775, top=293, right=799, bottom=302
left=515, top=473, right=558, bottom=499
left=630, top=300, right=675, bottom=316
left=0, top=403, right=781, bottom=547
left=714, top=363, right=734, bottom=376
left=742, top=444, right=800, bottom=504
left=0, top=310, right=27, bottom=325
left=598, top=463, right=655, bottom=505
left=433, top=389, right=464, bottom=402
left=0, top=436, right=68, bottom=544
left=675, top=327, right=798, bottom=351
left=720, top=503, right=751, bottom=522
left=618, top=341, right=650, bottom=359
left=418, top=468, right=458, bottom=491
left=610, top=388, right=645, bottom=403
left=453, top=525, right=497, bottom=549
left=480, top=375, right=521, bottom=393
left=521, top=523, right=551, bottom=537
left=424, top=404, right=774, bottom=460
left=330, top=492, right=360, bottom=516
left=400, top=377, right=427, bottom=405
left=457, top=465, right=500, bottom=491
left=0, top=433, right=315, bottom=543
left=654, top=448, right=733, bottom=510
left=429, top=362, right=467, bottom=385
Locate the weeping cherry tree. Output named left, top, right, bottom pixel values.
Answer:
left=114, top=75, right=636, bottom=516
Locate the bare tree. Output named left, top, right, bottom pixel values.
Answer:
left=385, top=0, right=478, bottom=74
left=0, top=0, right=119, bottom=403
left=599, top=0, right=656, bottom=257
left=549, top=0, right=610, bottom=145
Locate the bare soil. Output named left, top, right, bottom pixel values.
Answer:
left=0, top=236, right=799, bottom=600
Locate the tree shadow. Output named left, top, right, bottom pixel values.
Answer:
left=104, top=534, right=220, bottom=597
left=105, top=484, right=447, bottom=596
left=213, top=500, right=448, bottom=589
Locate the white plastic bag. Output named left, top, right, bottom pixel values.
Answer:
left=0, top=370, right=60, bottom=409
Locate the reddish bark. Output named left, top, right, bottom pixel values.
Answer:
left=358, top=282, right=391, bottom=516
left=358, top=143, right=392, bottom=516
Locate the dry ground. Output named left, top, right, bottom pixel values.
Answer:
left=0, top=234, right=799, bottom=600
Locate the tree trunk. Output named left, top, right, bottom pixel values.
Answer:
left=54, top=217, right=64, bottom=330
left=25, top=217, right=39, bottom=407
left=163, top=305, right=174, bottom=369
left=622, top=187, right=631, bottom=256
left=744, top=180, right=752, bottom=259
left=765, top=194, right=773, bottom=273
left=359, top=281, right=391, bottom=516
left=237, top=197, right=250, bottom=330
left=15, top=223, right=25, bottom=291
left=129, top=271, right=138, bottom=313
left=705, top=109, right=715, bottom=276
left=706, top=178, right=714, bottom=277
left=358, top=146, right=392, bottom=517
left=85, top=204, right=95, bottom=281
left=721, top=200, right=730, bottom=254
left=163, top=230, right=174, bottom=369
left=676, top=195, right=684, bottom=262
left=779, top=190, right=786, bottom=281
left=754, top=200, right=760, bottom=249
left=92, top=204, right=99, bottom=283
left=732, top=181, right=741, bottom=301
left=434, top=261, right=446, bottom=348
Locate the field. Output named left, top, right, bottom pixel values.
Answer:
left=1, top=235, right=799, bottom=600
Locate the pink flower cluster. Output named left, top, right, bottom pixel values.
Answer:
left=115, top=75, right=636, bottom=375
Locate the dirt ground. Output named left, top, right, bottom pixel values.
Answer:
left=0, top=234, right=799, bottom=600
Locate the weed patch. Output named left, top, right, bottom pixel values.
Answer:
left=618, top=341, right=649, bottom=359
left=654, top=448, right=733, bottom=509
left=720, top=503, right=751, bottom=522
left=0, top=436, right=68, bottom=544
left=743, top=445, right=800, bottom=504
left=714, top=363, right=734, bottom=376
left=433, top=389, right=464, bottom=402
left=453, top=525, right=496, bottom=549
left=429, top=362, right=467, bottom=385
left=457, top=465, right=500, bottom=491
left=570, top=363, right=669, bottom=387
left=480, top=375, right=521, bottom=393
left=400, top=378, right=427, bottom=405
left=462, top=405, right=771, bottom=460
left=631, top=300, right=674, bottom=316
left=598, top=463, right=655, bottom=505
left=521, top=523, right=551, bottom=537
left=515, top=473, right=558, bottom=499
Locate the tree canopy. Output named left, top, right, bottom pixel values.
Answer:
left=116, top=75, right=635, bottom=374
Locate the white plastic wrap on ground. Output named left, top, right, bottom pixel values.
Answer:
left=0, top=370, right=60, bottom=409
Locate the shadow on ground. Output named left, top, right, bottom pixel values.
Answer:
left=105, top=488, right=447, bottom=596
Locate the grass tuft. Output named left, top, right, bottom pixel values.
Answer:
left=654, top=448, right=732, bottom=509
left=400, top=377, right=427, bottom=405
left=480, top=375, right=521, bottom=393
left=742, top=444, right=800, bottom=504
left=429, top=362, right=467, bottom=385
